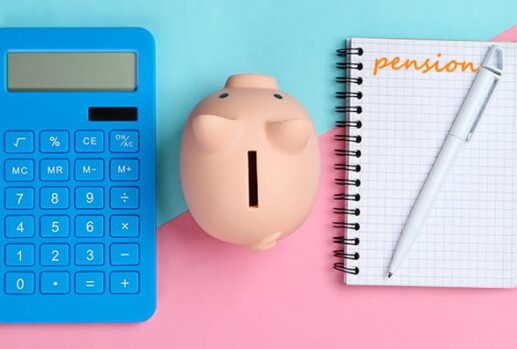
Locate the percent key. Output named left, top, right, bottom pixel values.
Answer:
left=40, top=131, right=69, bottom=153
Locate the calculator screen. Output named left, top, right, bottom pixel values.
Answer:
left=7, top=52, right=136, bottom=91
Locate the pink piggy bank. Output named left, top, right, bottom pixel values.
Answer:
left=180, top=74, right=320, bottom=250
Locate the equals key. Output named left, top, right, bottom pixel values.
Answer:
left=76, top=272, right=104, bottom=294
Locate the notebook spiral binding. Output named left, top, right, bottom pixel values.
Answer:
left=333, top=45, right=363, bottom=275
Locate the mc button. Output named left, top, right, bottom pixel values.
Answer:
left=4, top=159, right=34, bottom=181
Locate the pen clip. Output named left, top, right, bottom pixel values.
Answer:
left=466, top=81, right=497, bottom=142
left=466, top=46, right=503, bottom=142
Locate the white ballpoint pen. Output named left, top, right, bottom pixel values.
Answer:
left=387, top=45, right=504, bottom=278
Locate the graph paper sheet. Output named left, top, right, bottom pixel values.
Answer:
left=344, top=38, right=517, bottom=287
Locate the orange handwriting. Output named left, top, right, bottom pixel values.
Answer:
left=372, top=53, right=479, bottom=76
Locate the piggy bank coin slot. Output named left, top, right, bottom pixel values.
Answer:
left=248, top=151, right=259, bottom=208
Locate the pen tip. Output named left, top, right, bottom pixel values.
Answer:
left=387, top=272, right=393, bottom=278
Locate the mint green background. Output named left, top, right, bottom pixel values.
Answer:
left=1, top=0, right=515, bottom=225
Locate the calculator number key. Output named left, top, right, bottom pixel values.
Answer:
left=40, top=215, right=70, bottom=237
left=4, top=159, right=34, bottom=181
left=110, top=130, right=139, bottom=153
left=75, top=215, right=104, bottom=237
left=75, top=244, right=104, bottom=266
left=5, top=244, right=35, bottom=266
left=110, top=272, right=139, bottom=294
left=75, top=187, right=104, bottom=209
left=75, top=159, right=104, bottom=181
left=5, top=215, right=35, bottom=238
left=5, top=187, right=34, bottom=209
left=40, top=244, right=70, bottom=266
left=110, top=187, right=139, bottom=209
left=40, top=130, right=69, bottom=153
left=4, top=131, right=34, bottom=153
left=5, top=272, right=35, bottom=294
left=40, top=187, right=69, bottom=209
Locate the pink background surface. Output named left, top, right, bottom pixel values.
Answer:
left=2, top=27, right=517, bottom=349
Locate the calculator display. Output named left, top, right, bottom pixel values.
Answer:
left=7, top=52, right=136, bottom=91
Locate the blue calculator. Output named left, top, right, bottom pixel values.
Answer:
left=0, top=28, right=156, bottom=322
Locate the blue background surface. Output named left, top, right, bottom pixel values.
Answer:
left=1, top=0, right=515, bottom=224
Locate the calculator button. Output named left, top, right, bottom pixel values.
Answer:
left=75, top=159, right=104, bottom=181
left=5, top=187, right=34, bottom=209
left=40, top=187, right=69, bottom=209
left=75, top=272, right=104, bottom=294
left=5, top=272, right=35, bottom=294
left=40, top=244, right=70, bottom=266
left=110, top=158, right=139, bottom=181
left=75, top=130, right=104, bottom=153
left=4, top=131, right=34, bottom=153
left=75, top=187, right=104, bottom=209
left=5, top=215, right=35, bottom=238
left=75, top=215, right=104, bottom=237
left=4, top=159, right=34, bottom=181
left=40, top=272, right=70, bottom=294
left=110, top=187, right=139, bottom=209
left=40, top=130, right=69, bottom=153
left=40, top=215, right=70, bottom=237
left=110, top=244, right=139, bottom=266
left=5, top=244, right=35, bottom=266
left=75, top=244, right=104, bottom=266
left=110, top=272, right=139, bottom=294
left=110, top=130, right=139, bottom=153
left=110, top=215, right=139, bottom=237
left=40, top=159, right=69, bottom=181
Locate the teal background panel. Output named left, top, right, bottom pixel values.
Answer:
left=1, top=0, right=515, bottom=224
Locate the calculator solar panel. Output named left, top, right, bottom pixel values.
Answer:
left=0, top=28, right=156, bottom=322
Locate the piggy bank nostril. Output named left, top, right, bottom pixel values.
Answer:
left=273, top=93, right=283, bottom=100
left=219, top=92, right=229, bottom=99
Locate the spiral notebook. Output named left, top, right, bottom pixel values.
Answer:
left=334, top=38, right=517, bottom=288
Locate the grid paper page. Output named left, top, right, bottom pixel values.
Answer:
left=344, top=38, right=517, bottom=287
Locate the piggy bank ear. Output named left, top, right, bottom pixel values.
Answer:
left=266, top=119, right=312, bottom=152
left=192, top=114, right=238, bottom=151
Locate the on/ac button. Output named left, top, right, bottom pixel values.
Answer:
left=110, top=130, right=139, bottom=153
